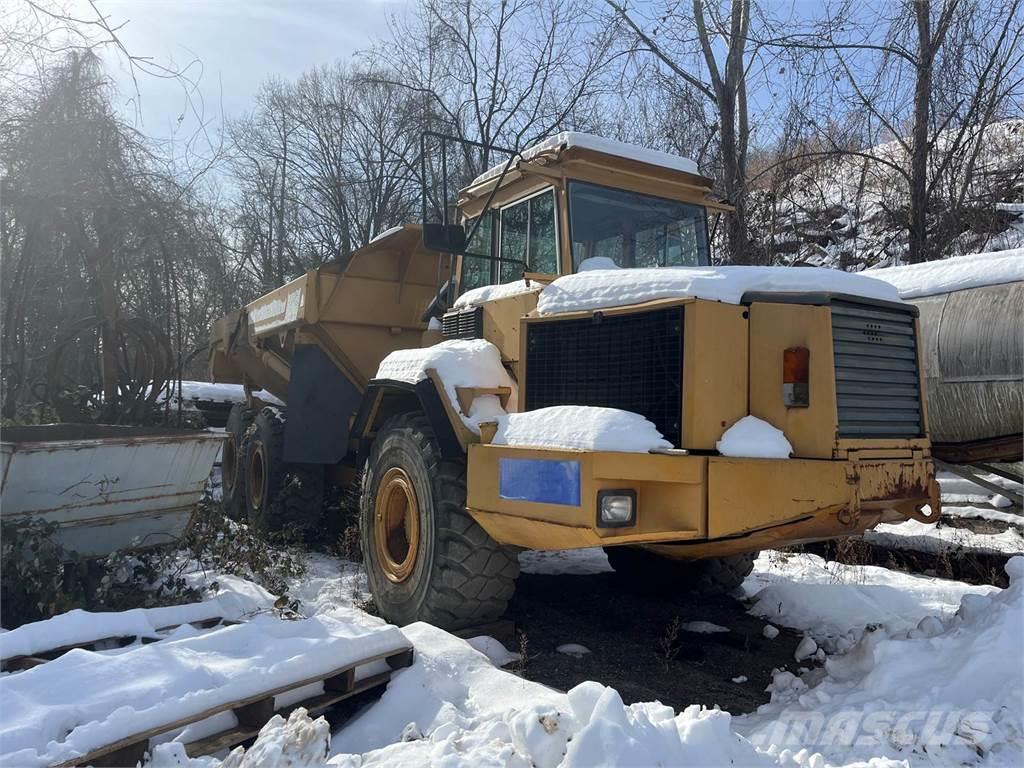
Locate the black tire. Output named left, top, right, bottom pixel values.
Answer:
left=222, top=403, right=254, bottom=521
left=360, top=412, right=519, bottom=629
left=242, top=406, right=325, bottom=534
left=604, top=546, right=756, bottom=595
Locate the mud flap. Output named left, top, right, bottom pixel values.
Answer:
left=284, top=344, right=362, bottom=464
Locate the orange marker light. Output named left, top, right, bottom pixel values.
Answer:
left=783, top=347, right=810, bottom=407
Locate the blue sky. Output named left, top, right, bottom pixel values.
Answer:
left=78, top=0, right=408, bottom=141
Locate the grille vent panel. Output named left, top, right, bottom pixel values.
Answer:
left=524, top=307, right=684, bottom=447
left=441, top=306, right=483, bottom=340
left=832, top=300, right=923, bottom=438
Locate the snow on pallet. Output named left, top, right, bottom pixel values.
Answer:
left=0, top=610, right=411, bottom=767
left=0, top=601, right=235, bottom=672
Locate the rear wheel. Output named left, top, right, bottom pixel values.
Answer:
left=242, top=406, right=325, bottom=534
left=222, top=404, right=254, bottom=521
left=604, top=546, right=756, bottom=595
left=360, top=412, right=519, bottom=629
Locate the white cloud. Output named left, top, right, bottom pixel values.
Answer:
left=76, top=0, right=406, bottom=138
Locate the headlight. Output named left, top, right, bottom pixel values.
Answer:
left=597, top=489, right=636, bottom=528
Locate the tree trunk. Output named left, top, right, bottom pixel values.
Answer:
left=909, top=1, right=934, bottom=264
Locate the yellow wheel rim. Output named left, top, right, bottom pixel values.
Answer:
left=374, top=467, right=420, bottom=583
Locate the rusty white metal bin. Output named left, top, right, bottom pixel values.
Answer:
left=1, top=425, right=224, bottom=557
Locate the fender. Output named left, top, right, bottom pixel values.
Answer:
left=351, top=377, right=465, bottom=463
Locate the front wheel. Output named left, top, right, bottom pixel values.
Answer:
left=604, top=547, right=756, bottom=595
left=360, top=412, right=519, bottom=629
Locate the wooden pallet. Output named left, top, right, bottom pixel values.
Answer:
left=1, top=617, right=227, bottom=673
left=56, top=645, right=414, bottom=767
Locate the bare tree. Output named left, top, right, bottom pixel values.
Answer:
left=759, top=0, right=1024, bottom=262
left=367, top=0, right=615, bottom=200
left=1, top=51, right=236, bottom=421
left=607, top=0, right=764, bottom=262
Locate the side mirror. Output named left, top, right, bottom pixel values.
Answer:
left=423, top=223, right=467, bottom=254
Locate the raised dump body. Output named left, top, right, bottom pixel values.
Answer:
left=209, top=224, right=448, bottom=466
left=210, top=131, right=940, bottom=631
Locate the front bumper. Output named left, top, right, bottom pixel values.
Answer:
left=465, top=444, right=940, bottom=554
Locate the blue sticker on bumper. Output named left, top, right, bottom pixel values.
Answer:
left=498, top=458, right=581, bottom=506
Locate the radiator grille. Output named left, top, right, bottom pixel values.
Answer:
left=832, top=300, right=923, bottom=438
left=441, top=306, right=483, bottom=340
left=525, top=307, right=684, bottom=447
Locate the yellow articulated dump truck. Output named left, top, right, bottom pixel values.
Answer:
left=209, top=131, right=940, bottom=629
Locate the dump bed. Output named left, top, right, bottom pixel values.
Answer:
left=209, top=224, right=449, bottom=404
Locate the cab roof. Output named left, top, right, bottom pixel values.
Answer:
left=458, top=131, right=724, bottom=210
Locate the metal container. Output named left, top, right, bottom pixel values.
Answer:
left=911, top=280, right=1023, bottom=461
left=1, top=425, right=224, bottom=557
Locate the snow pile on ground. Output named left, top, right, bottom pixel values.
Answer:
left=716, top=416, right=793, bottom=459
left=471, top=131, right=699, bottom=186
left=0, top=599, right=245, bottom=660
left=536, top=265, right=903, bottom=315
left=742, top=551, right=996, bottom=650
left=491, top=406, right=671, bottom=453
left=681, top=621, right=730, bottom=634
left=865, top=519, right=1024, bottom=557
left=454, top=279, right=543, bottom=308
left=375, top=339, right=514, bottom=432
left=869, top=248, right=1024, bottom=298
left=739, top=557, right=1024, bottom=765
left=0, top=610, right=406, bottom=767
left=150, top=708, right=331, bottom=768
left=329, top=624, right=785, bottom=767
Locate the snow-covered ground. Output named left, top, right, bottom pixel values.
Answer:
left=863, top=470, right=1023, bottom=559
left=4, top=468, right=1022, bottom=767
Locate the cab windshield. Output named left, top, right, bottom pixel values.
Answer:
left=458, top=180, right=711, bottom=294
left=568, top=180, right=709, bottom=270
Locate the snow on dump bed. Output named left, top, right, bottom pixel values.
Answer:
left=716, top=416, right=793, bottom=459
left=536, top=265, right=904, bottom=315
left=868, top=247, right=1024, bottom=298
left=471, top=131, right=700, bottom=186
left=375, top=339, right=513, bottom=432
left=453, top=278, right=542, bottom=308
left=738, top=557, right=1024, bottom=765
left=0, top=609, right=406, bottom=767
left=491, top=406, right=671, bottom=452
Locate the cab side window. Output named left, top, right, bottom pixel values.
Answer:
left=461, top=213, right=494, bottom=292
left=498, top=189, right=558, bottom=281
left=460, top=187, right=559, bottom=294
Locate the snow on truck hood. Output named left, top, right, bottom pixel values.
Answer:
left=534, top=265, right=905, bottom=315
left=455, top=265, right=905, bottom=313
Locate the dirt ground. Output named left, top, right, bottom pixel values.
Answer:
left=506, top=569, right=803, bottom=714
